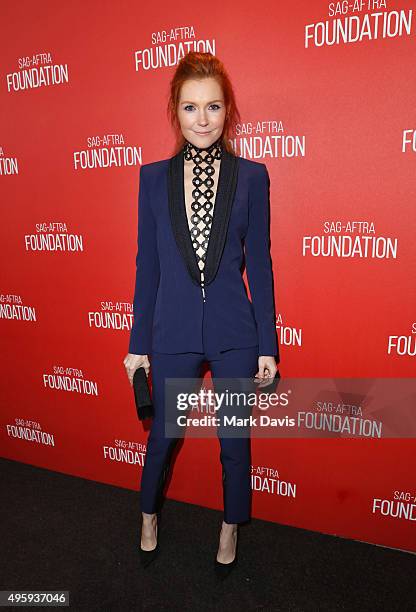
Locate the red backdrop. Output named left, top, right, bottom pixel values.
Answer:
left=1, top=0, right=415, bottom=553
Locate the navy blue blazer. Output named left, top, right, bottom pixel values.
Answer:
left=128, top=146, right=279, bottom=360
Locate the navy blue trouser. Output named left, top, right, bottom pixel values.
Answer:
left=139, top=345, right=259, bottom=524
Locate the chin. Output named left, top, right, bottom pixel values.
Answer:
left=191, top=131, right=219, bottom=146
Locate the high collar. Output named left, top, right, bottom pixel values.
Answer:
left=183, top=137, right=223, bottom=162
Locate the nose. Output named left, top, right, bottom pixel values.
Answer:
left=197, top=109, right=209, bottom=126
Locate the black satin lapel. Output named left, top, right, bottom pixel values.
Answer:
left=168, top=151, right=201, bottom=286
left=167, top=147, right=239, bottom=287
left=204, top=148, right=239, bottom=285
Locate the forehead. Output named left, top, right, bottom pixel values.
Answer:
left=179, top=78, right=223, bottom=102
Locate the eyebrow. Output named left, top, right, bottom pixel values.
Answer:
left=180, top=99, right=224, bottom=104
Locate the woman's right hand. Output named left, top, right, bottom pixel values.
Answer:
left=123, top=353, right=150, bottom=386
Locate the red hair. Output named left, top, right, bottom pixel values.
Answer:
left=167, top=51, right=241, bottom=156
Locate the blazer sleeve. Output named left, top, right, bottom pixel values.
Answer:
left=244, top=163, right=279, bottom=360
left=128, top=165, right=160, bottom=355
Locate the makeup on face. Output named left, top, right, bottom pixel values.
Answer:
left=178, top=78, right=227, bottom=149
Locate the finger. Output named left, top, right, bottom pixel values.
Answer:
left=265, top=363, right=276, bottom=376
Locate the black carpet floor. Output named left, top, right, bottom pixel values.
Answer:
left=0, top=457, right=414, bottom=611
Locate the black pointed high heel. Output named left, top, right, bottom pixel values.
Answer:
left=139, top=513, right=160, bottom=568
left=215, top=524, right=238, bottom=580
left=215, top=554, right=238, bottom=580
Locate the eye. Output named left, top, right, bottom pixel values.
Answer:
left=183, top=103, right=222, bottom=112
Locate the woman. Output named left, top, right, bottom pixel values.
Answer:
left=124, top=51, right=280, bottom=578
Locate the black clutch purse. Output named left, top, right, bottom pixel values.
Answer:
left=133, top=367, right=154, bottom=421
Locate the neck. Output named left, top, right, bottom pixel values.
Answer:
left=183, top=137, right=223, bottom=161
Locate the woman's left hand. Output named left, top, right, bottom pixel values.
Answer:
left=254, top=356, right=278, bottom=387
